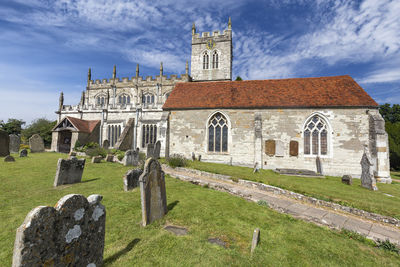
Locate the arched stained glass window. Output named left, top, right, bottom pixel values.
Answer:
left=203, top=52, right=209, bottom=69
left=208, top=112, right=228, bottom=152
left=212, top=51, right=219, bottom=69
left=304, top=115, right=329, bottom=156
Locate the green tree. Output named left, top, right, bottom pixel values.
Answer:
left=0, top=118, right=25, bottom=135
left=22, top=118, right=57, bottom=147
left=235, top=76, right=243, bottom=81
left=379, top=104, right=400, bottom=170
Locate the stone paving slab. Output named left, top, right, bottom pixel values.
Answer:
left=163, top=166, right=400, bottom=246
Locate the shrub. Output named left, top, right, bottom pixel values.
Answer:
left=376, top=239, right=399, bottom=254
left=167, top=154, right=188, bottom=168
left=86, top=147, right=107, bottom=158
left=115, top=150, right=125, bottom=161
left=83, top=142, right=99, bottom=150
left=257, top=200, right=269, bottom=208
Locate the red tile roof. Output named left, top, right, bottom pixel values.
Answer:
left=163, top=75, right=378, bottom=110
left=63, top=117, right=100, bottom=133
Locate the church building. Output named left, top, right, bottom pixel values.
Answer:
left=52, top=18, right=391, bottom=182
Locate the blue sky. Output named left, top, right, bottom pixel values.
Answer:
left=0, top=0, right=399, bottom=123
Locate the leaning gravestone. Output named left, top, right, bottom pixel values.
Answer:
left=123, top=148, right=139, bottom=166
left=153, top=141, right=161, bottom=159
left=139, top=158, right=167, bottom=226
left=123, top=169, right=143, bottom=191
left=19, top=149, right=28, bottom=157
left=4, top=155, right=15, bottom=162
left=102, top=139, right=109, bottom=149
left=360, top=150, right=378, bottom=191
left=0, top=129, right=10, bottom=156
left=29, top=134, right=44, bottom=153
left=342, top=175, right=352, bottom=185
left=316, top=156, right=323, bottom=175
left=54, top=157, right=86, bottom=187
left=146, top=144, right=155, bottom=159
left=9, top=134, right=20, bottom=154
left=12, top=194, right=105, bottom=267
left=251, top=228, right=260, bottom=254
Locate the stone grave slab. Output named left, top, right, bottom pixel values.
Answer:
left=54, top=157, right=86, bottom=187
left=9, top=134, right=20, bottom=154
left=29, top=134, right=44, bottom=153
left=0, top=130, right=10, bottom=156
left=123, top=169, right=143, bottom=191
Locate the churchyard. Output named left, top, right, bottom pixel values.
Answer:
left=1, top=152, right=400, bottom=266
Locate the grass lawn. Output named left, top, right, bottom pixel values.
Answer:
left=392, top=171, right=400, bottom=181
left=1, top=153, right=399, bottom=266
left=183, top=160, right=400, bottom=220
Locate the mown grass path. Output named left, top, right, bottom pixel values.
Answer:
left=1, top=153, right=399, bottom=266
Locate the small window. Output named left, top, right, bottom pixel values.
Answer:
left=212, top=51, right=219, bottom=69
left=203, top=52, right=209, bottom=69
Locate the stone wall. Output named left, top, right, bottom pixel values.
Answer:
left=168, top=108, right=385, bottom=178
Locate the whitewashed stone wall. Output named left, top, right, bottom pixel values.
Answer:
left=168, top=108, right=388, bottom=178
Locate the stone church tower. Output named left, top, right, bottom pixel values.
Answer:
left=190, top=18, right=232, bottom=81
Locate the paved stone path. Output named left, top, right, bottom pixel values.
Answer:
left=162, top=165, right=400, bottom=246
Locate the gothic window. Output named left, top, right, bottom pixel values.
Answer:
left=303, top=115, right=329, bottom=156
left=118, top=94, right=131, bottom=104
left=212, top=51, right=219, bottom=69
left=208, top=112, right=228, bottom=152
left=203, top=52, right=209, bottom=69
left=108, top=124, right=122, bottom=147
left=141, top=124, right=157, bottom=147
left=97, top=96, right=105, bottom=106
left=142, top=94, right=154, bottom=104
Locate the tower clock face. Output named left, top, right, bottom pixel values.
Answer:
left=206, top=39, right=216, bottom=50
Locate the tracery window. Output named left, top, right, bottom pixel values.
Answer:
left=108, top=124, right=122, bottom=147
left=118, top=94, right=131, bottom=104
left=142, top=124, right=157, bottom=147
left=203, top=52, right=209, bottom=69
left=304, top=115, right=328, bottom=156
left=97, top=96, right=105, bottom=106
left=208, top=112, right=228, bottom=152
left=142, top=94, right=155, bottom=104
left=212, top=50, right=219, bottom=69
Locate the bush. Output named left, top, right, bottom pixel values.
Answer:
left=376, top=239, right=399, bottom=254
left=86, top=147, right=107, bottom=158
left=167, top=154, right=188, bottom=168
left=83, top=142, right=99, bottom=150
left=115, top=150, right=125, bottom=161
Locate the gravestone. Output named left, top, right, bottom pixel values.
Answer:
left=192, top=152, right=196, bottom=161
left=316, top=156, right=323, bottom=174
left=9, top=134, right=20, bottom=154
left=4, top=155, right=15, bottom=162
left=275, top=140, right=284, bottom=157
left=0, top=129, right=10, bottom=156
left=105, top=154, right=114, bottom=162
left=198, top=155, right=201, bottom=161
left=139, top=158, right=167, bottom=226
left=360, top=150, right=378, bottom=191
left=265, top=140, right=275, bottom=156
left=289, top=140, right=299, bottom=156
left=92, top=156, right=102, bottom=163
left=102, top=139, right=109, bottom=149
left=123, top=148, right=139, bottom=166
left=29, top=134, right=44, bottom=153
left=12, top=194, right=105, bottom=267
left=253, top=162, right=259, bottom=173
left=146, top=144, right=155, bottom=158
left=342, top=175, right=352, bottom=185
left=251, top=228, right=260, bottom=254
left=54, top=157, right=86, bottom=187
left=123, top=169, right=143, bottom=191
left=153, top=141, right=161, bottom=159
left=19, top=149, right=28, bottom=157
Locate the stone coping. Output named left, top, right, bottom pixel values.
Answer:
left=162, top=165, right=400, bottom=228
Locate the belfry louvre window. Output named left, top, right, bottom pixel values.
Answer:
left=212, top=51, right=219, bottom=69
left=208, top=113, right=228, bottom=152
left=142, top=124, right=157, bottom=147
left=304, top=115, right=328, bottom=156
left=203, top=52, right=209, bottom=69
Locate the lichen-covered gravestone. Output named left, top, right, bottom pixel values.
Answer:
left=19, top=149, right=28, bottom=157
left=360, top=150, right=378, bottom=191
left=0, top=129, right=10, bottom=157
left=139, top=158, right=167, bottom=226
left=12, top=194, right=106, bottom=267
left=54, top=157, right=86, bottom=187
left=146, top=144, right=155, bottom=159
left=153, top=141, right=161, bottom=159
left=123, top=169, right=143, bottom=191
left=123, top=148, right=139, bottom=166
left=342, top=175, right=352, bottom=185
left=9, top=134, right=21, bottom=153
left=29, top=134, right=45, bottom=153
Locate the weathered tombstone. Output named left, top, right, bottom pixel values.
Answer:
left=12, top=194, right=105, bottom=267
left=19, top=149, right=28, bottom=157
left=54, top=157, right=86, bottom=187
left=0, top=129, right=10, bottom=156
left=230, top=157, right=233, bottom=166
left=192, top=152, right=196, bottom=161
left=342, top=175, right=352, bottom=185
left=139, top=158, right=167, bottom=226
left=153, top=141, right=161, bottom=159
left=91, top=156, right=102, bottom=163
left=253, top=162, right=259, bottom=173
left=289, top=140, right=299, bottom=156
left=146, top=143, right=155, bottom=158
left=29, top=134, right=44, bottom=153
left=105, top=154, right=114, bottom=162
left=251, top=228, right=260, bottom=254
left=4, top=155, right=15, bottom=162
left=275, top=140, right=284, bottom=157
left=123, top=169, right=143, bottom=191
left=316, top=156, right=323, bottom=174
left=123, top=148, right=139, bottom=166
left=9, top=134, right=21, bottom=154
left=102, top=139, right=110, bottom=149
left=265, top=140, right=275, bottom=156
left=360, top=149, right=378, bottom=191
left=198, top=155, right=201, bottom=161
